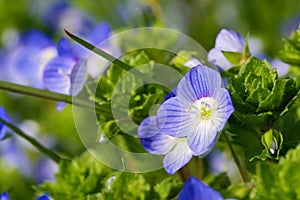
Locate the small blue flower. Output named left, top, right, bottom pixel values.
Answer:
left=43, top=37, right=87, bottom=111
left=177, top=176, right=223, bottom=200
left=36, top=194, right=51, bottom=200
left=208, top=29, right=245, bottom=70
left=156, top=65, right=234, bottom=155
left=0, top=106, right=9, bottom=140
left=0, top=192, right=9, bottom=200
left=43, top=22, right=120, bottom=111
left=138, top=116, right=195, bottom=174
left=4, top=30, right=57, bottom=88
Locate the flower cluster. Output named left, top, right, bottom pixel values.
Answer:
left=138, top=64, right=234, bottom=174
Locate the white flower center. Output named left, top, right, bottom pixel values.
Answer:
left=188, top=97, right=216, bottom=121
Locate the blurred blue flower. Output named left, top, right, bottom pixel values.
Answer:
left=156, top=65, right=234, bottom=155
left=43, top=37, right=86, bottom=111
left=208, top=29, right=289, bottom=77
left=138, top=116, right=195, bottom=174
left=36, top=194, right=51, bottom=200
left=0, top=192, right=9, bottom=200
left=208, top=29, right=245, bottom=70
left=1, top=29, right=57, bottom=88
left=43, top=22, right=120, bottom=111
left=41, top=1, right=94, bottom=35
left=0, top=106, right=9, bottom=140
left=177, top=176, right=223, bottom=200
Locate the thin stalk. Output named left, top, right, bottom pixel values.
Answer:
left=223, top=131, right=247, bottom=183
left=0, top=117, right=64, bottom=163
left=0, top=80, right=112, bottom=117
left=64, top=30, right=170, bottom=93
left=179, top=166, right=189, bottom=182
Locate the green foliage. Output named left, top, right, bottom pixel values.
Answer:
left=229, top=57, right=299, bottom=127
left=36, top=152, right=113, bottom=199
left=250, top=144, right=300, bottom=200
left=154, top=177, right=183, bottom=200
left=227, top=56, right=300, bottom=167
left=100, top=172, right=150, bottom=200
left=279, top=25, right=300, bottom=67
left=36, top=152, right=184, bottom=200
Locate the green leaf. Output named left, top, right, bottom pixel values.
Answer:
left=36, top=152, right=113, bottom=199
left=250, top=129, right=283, bottom=161
left=100, top=172, right=151, bottom=200
left=154, top=177, right=183, bottom=200
left=250, top=143, right=300, bottom=200
left=222, top=51, right=243, bottom=65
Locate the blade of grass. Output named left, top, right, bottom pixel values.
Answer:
left=0, top=117, right=65, bottom=163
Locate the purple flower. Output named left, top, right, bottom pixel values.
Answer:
left=3, top=30, right=57, bottom=88
left=208, top=29, right=245, bottom=70
left=156, top=65, right=234, bottom=155
left=36, top=194, right=51, bottom=200
left=0, top=192, right=9, bottom=200
left=177, top=176, right=223, bottom=200
left=138, top=116, right=195, bottom=174
left=0, top=106, right=9, bottom=140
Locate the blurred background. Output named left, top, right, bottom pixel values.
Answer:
left=0, top=0, right=299, bottom=198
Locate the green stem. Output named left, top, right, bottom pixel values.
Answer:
left=223, top=131, right=248, bottom=183
left=0, top=80, right=112, bottom=117
left=0, top=117, right=64, bottom=163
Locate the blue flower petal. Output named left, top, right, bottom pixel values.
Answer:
left=0, top=107, right=9, bottom=140
left=176, top=65, right=222, bottom=104
left=138, top=116, right=176, bottom=155
left=212, top=88, right=235, bottom=131
left=163, top=139, right=194, bottom=174
left=177, top=176, right=223, bottom=200
left=156, top=97, right=195, bottom=138
left=214, top=29, right=245, bottom=52
left=43, top=56, right=76, bottom=94
left=36, top=194, right=51, bottom=200
left=187, top=121, right=219, bottom=156
left=0, top=192, right=10, bottom=200
left=85, top=22, right=111, bottom=45
left=208, top=48, right=232, bottom=70
left=70, top=60, right=87, bottom=96
left=57, top=37, right=79, bottom=59
left=20, top=29, right=54, bottom=49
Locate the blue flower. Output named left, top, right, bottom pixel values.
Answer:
left=138, top=116, right=195, bottom=174
left=3, top=30, right=57, bottom=88
left=156, top=65, right=234, bottom=156
left=0, top=192, right=9, bottom=200
left=0, top=106, right=9, bottom=140
left=138, top=65, right=234, bottom=174
left=43, top=37, right=86, bottom=111
left=36, top=194, right=51, bottom=200
left=208, top=29, right=245, bottom=70
left=177, top=176, right=223, bottom=200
